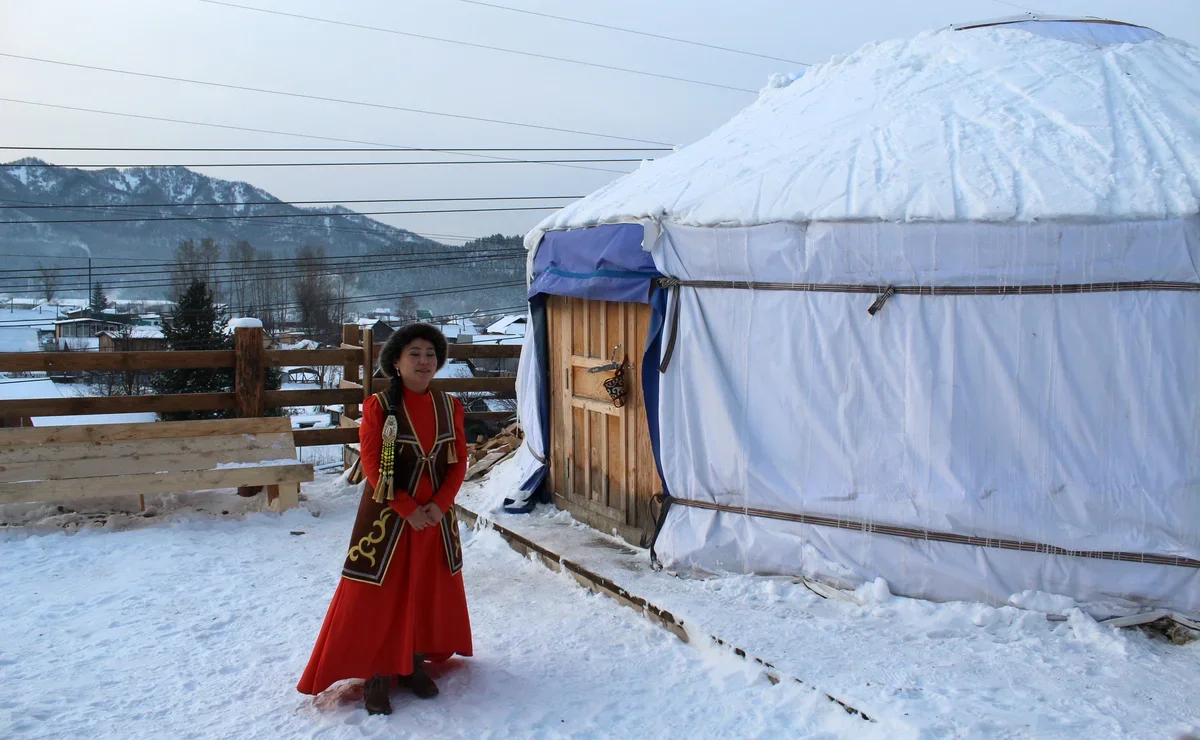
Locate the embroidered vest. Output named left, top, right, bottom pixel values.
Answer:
left=341, top=386, right=463, bottom=585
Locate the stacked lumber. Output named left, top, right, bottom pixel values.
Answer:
left=465, top=422, right=523, bottom=480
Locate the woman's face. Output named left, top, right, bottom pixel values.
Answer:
left=394, top=338, right=438, bottom=389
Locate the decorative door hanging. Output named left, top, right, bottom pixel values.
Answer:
left=588, top=344, right=628, bottom=408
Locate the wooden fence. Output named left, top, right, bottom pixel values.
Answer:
left=0, top=324, right=521, bottom=446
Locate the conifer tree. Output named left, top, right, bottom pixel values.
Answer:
left=152, top=280, right=233, bottom=420
left=90, top=282, right=109, bottom=312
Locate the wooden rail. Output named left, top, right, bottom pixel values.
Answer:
left=0, top=323, right=520, bottom=447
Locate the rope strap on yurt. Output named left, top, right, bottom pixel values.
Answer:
left=657, top=494, right=1200, bottom=569
left=655, top=277, right=1200, bottom=372
left=647, top=492, right=674, bottom=571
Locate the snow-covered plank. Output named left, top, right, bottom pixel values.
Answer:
left=0, top=417, right=292, bottom=447
left=0, top=441, right=297, bottom=482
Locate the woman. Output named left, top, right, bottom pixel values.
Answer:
left=297, top=323, right=472, bottom=715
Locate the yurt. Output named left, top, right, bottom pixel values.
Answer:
left=510, top=16, right=1200, bottom=618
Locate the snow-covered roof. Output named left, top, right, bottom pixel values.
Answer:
left=537, top=19, right=1200, bottom=229
left=485, top=315, right=527, bottom=335
left=465, top=334, right=523, bottom=346
left=435, top=361, right=475, bottom=379
left=98, top=327, right=165, bottom=340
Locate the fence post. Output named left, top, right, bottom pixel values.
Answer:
left=361, top=326, right=374, bottom=402
left=234, top=325, right=266, bottom=418
left=234, top=324, right=266, bottom=498
left=342, top=323, right=360, bottom=420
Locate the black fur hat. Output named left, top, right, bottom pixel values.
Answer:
left=377, top=322, right=448, bottom=378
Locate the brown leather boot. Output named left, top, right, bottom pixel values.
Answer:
left=363, top=673, right=392, bottom=715
left=397, top=655, right=439, bottom=699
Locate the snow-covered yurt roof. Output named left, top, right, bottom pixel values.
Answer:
left=537, top=17, right=1200, bottom=231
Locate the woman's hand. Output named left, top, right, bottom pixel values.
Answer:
left=420, top=502, right=444, bottom=525
left=405, top=508, right=433, bottom=530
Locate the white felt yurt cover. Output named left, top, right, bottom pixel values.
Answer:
left=524, top=19, right=1200, bottom=617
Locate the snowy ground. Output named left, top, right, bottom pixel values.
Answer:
left=461, top=463, right=1200, bottom=740
left=0, top=472, right=897, bottom=739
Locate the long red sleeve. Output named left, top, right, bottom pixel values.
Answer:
left=358, top=394, right=418, bottom=518
left=432, top=399, right=469, bottom=514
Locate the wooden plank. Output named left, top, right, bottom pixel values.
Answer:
left=0, top=417, right=291, bottom=447
left=464, top=411, right=517, bottom=423
left=0, top=392, right=236, bottom=419
left=0, top=464, right=315, bottom=505
left=619, top=301, right=629, bottom=520
left=338, top=379, right=364, bottom=390
left=0, top=350, right=236, bottom=373
left=263, top=348, right=359, bottom=366
left=292, top=427, right=360, bottom=447
left=465, top=450, right=509, bottom=480
left=362, top=327, right=374, bottom=400
left=342, top=324, right=362, bottom=420
left=0, top=432, right=294, bottom=468
left=372, top=343, right=522, bottom=359
left=448, top=344, right=522, bottom=359
left=266, top=482, right=301, bottom=512
left=430, top=377, right=516, bottom=393
left=264, top=388, right=361, bottom=408
left=0, top=438, right=298, bottom=482
left=235, top=326, right=265, bottom=418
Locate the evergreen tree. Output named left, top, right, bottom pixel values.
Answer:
left=90, top=282, right=109, bottom=312
left=152, top=280, right=233, bottom=421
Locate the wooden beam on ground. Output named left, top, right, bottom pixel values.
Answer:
left=0, top=350, right=236, bottom=373
left=292, top=426, right=360, bottom=447
left=465, top=450, right=512, bottom=480
left=453, top=504, right=874, bottom=723
left=263, top=348, right=359, bottom=367
left=0, top=392, right=236, bottom=419
left=264, top=388, right=362, bottom=408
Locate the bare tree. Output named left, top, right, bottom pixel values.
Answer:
left=225, top=240, right=256, bottom=316
left=291, top=244, right=348, bottom=345
left=36, top=264, right=60, bottom=304
left=396, top=295, right=419, bottom=323
left=252, top=253, right=287, bottom=336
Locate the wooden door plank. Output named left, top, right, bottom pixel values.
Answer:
left=0, top=464, right=315, bottom=505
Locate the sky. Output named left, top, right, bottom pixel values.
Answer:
left=1, top=0, right=1198, bottom=244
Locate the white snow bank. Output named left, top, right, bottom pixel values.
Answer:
left=0, top=474, right=897, bottom=739
left=538, top=24, right=1200, bottom=229
left=457, top=458, right=1200, bottom=739
left=226, top=317, right=263, bottom=329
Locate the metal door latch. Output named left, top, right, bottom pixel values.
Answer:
left=588, top=344, right=624, bottom=373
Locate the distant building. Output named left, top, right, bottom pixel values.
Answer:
left=97, top=327, right=167, bottom=352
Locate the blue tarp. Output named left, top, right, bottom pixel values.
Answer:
left=529, top=223, right=658, bottom=305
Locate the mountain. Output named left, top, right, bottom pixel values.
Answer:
left=0, top=159, right=526, bottom=314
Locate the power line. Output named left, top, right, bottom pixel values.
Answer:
left=0, top=99, right=637, bottom=175
left=0, top=145, right=669, bottom=153
left=196, top=0, right=756, bottom=94
left=0, top=195, right=582, bottom=210
left=4, top=158, right=641, bottom=168
left=0, top=242, right=526, bottom=276
left=0, top=205, right=561, bottom=226
left=457, top=0, right=809, bottom=66
left=0, top=54, right=677, bottom=146
left=0, top=194, right=515, bottom=244
left=1, top=253, right=526, bottom=294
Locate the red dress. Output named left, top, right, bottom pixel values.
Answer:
left=297, top=386, right=473, bottom=695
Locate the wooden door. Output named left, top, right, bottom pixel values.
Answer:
left=546, top=295, right=659, bottom=546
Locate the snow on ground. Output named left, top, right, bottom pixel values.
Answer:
left=0, top=308, right=55, bottom=353
left=460, top=460, right=1200, bottom=740
left=0, top=473, right=896, bottom=739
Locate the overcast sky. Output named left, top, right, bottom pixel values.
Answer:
left=2, top=0, right=1198, bottom=243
